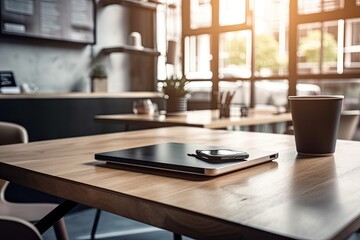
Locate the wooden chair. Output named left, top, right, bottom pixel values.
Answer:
left=0, top=215, right=43, bottom=240
left=0, top=121, right=68, bottom=240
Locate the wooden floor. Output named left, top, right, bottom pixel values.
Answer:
left=43, top=208, right=194, bottom=240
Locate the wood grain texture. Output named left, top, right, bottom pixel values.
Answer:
left=95, top=109, right=292, bottom=129
left=0, top=127, right=360, bottom=239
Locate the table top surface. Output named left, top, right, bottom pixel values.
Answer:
left=95, top=109, right=292, bottom=128
left=0, top=127, right=359, bottom=239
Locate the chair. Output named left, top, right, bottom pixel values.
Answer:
left=0, top=215, right=43, bottom=240
left=337, top=110, right=360, bottom=140
left=0, top=121, right=68, bottom=240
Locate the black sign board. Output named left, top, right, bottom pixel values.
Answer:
left=0, top=71, right=16, bottom=88
left=0, top=0, right=95, bottom=44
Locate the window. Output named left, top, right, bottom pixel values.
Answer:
left=297, top=79, right=360, bottom=109
left=181, top=0, right=360, bottom=109
left=190, top=0, right=211, bottom=29
left=254, top=0, right=289, bottom=77
left=219, top=30, right=251, bottom=78
left=298, top=0, right=344, bottom=14
left=219, top=0, right=246, bottom=26
left=157, top=0, right=182, bottom=80
left=184, top=34, right=212, bottom=79
left=295, top=0, right=360, bottom=107
left=344, top=18, right=360, bottom=70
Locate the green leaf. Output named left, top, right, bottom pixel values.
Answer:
left=162, top=75, right=190, bottom=98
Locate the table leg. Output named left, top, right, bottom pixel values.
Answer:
left=90, top=209, right=102, bottom=240
left=35, top=200, right=78, bottom=234
left=173, top=233, right=182, bottom=240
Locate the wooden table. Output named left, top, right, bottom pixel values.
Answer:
left=0, top=127, right=359, bottom=239
left=95, top=109, right=292, bottom=130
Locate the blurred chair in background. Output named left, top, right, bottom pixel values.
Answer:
left=0, top=215, right=43, bottom=240
left=0, top=121, right=68, bottom=240
left=337, top=110, right=360, bottom=140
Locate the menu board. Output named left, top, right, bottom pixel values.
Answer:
left=0, top=0, right=95, bottom=44
left=0, top=71, right=16, bottom=88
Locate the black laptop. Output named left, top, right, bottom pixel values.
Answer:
left=95, top=142, right=278, bottom=176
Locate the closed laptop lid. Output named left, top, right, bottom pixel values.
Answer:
left=95, top=142, right=278, bottom=176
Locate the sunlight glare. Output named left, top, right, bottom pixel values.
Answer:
left=219, top=0, right=246, bottom=26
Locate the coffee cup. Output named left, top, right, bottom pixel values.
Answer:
left=288, top=95, right=343, bottom=156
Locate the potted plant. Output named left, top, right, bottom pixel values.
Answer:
left=162, top=75, right=190, bottom=113
left=90, top=65, right=107, bottom=92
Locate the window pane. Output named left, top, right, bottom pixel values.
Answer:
left=298, top=23, right=322, bottom=74
left=255, top=80, right=289, bottom=107
left=298, top=21, right=341, bottom=74
left=190, top=0, right=211, bottom=29
left=322, top=20, right=339, bottom=73
left=184, top=34, right=212, bottom=79
left=187, top=81, right=212, bottom=110
left=254, top=0, right=289, bottom=77
left=219, top=31, right=251, bottom=78
left=219, top=0, right=246, bottom=26
left=344, top=18, right=360, bottom=72
left=296, top=81, right=322, bottom=95
left=297, top=79, right=360, bottom=110
left=298, top=0, right=322, bottom=14
left=323, top=0, right=343, bottom=11
left=298, top=0, right=344, bottom=14
left=219, top=80, right=250, bottom=106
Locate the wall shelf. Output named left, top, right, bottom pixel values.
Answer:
left=98, top=45, right=160, bottom=57
left=95, top=0, right=161, bottom=91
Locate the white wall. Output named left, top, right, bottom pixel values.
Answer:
left=0, top=39, right=92, bottom=92
left=0, top=4, right=133, bottom=93
left=95, top=5, right=130, bottom=92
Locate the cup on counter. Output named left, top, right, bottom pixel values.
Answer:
left=288, top=95, right=343, bottom=156
left=240, top=105, right=249, bottom=117
left=132, top=99, right=155, bottom=114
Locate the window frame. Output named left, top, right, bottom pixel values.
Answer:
left=181, top=0, right=360, bottom=108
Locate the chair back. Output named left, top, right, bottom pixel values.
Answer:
left=0, top=215, right=42, bottom=240
left=0, top=122, right=68, bottom=240
left=0, top=122, right=28, bottom=197
left=0, top=121, right=28, bottom=145
left=338, top=110, right=360, bottom=140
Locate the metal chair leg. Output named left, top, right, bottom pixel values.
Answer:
left=90, top=209, right=102, bottom=240
left=35, top=200, right=76, bottom=236
left=173, top=233, right=182, bottom=240
left=53, top=218, right=69, bottom=240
